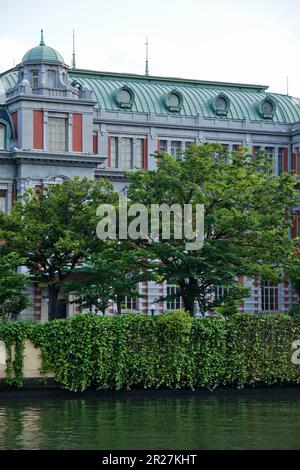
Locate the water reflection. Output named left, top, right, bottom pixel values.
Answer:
left=0, top=392, right=300, bottom=449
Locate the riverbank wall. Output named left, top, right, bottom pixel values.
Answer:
left=0, top=340, right=54, bottom=388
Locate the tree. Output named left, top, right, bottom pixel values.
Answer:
left=286, top=246, right=300, bottom=319
left=0, top=253, right=28, bottom=321
left=127, top=143, right=297, bottom=315
left=65, top=241, right=148, bottom=315
left=0, top=178, right=117, bottom=320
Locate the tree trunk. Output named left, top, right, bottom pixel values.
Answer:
left=183, top=297, right=195, bottom=316
left=48, top=285, right=60, bottom=321
left=117, top=298, right=122, bottom=315
left=179, top=284, right=196, bottom=316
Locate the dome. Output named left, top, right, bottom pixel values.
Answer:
left=22, top=30, right=65, bottom=65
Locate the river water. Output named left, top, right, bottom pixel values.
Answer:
left=0, top=389, right=300, bottom=450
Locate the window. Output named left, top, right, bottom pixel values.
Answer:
left=216, top=97, right=227, bottom=111
left=110, top=137, right=118, bottom=168
left=31, top=70, right=39, bottom=88
left=120, top=138, right=133, bottom=169
left=93, top=132, right=98, bottom=155
left=213, top=94, right=230, bottom=116
left=265, top=147, right=274, bottom=158
left=294, top=149, right=300, bottom=176
left=265, top=147, right=275, bottom=173
left=0, top=125, right=5, bottom=150
left=47, top=70, right=56, bottom=88
left=166, top=282, right=181, bottom=310
left=215, top=286, right=230, bottom=302
left=115, top=86, right=134, bottom=109
left=261, top=281, right=278, bottom=311
left=109, top=137, right=144, bottom=169
left=232, top=144, right=242, bottom=155
left=0, top=190, right=7, bottom=213
left=212, top=143, right=229, bottom=162
left=121, top=296, right=137, bottom=311
left=47, top=117, right=67, bottom=152
left=185, top=141, right=195, bottom=151
left=158, top=140, right=167, bottom=153
left=253, top=146, right=262, bottom=157
left=136, top=139, right=144, bottom=169
left=165, top=91, right=183, bottom=112
left=261, top=99, right=275, bottom=118
left=278, top=148, right=286, bottom=175
left=171, top=141, right=182, bottom=158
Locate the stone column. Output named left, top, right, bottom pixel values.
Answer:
left=68, top=113, right=72, bottom=152
left=148, top=127, right=157, bottom=170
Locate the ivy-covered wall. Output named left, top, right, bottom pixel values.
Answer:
left=1, top=312, right=300, bottom=392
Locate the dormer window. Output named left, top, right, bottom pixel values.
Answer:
left=31, top=70, right=39, bottom=88
left=211, top=93, right=230, bottom=117
left=258, top=97, right=277, bottom=119
left=47, top=70, right=56, bottom=88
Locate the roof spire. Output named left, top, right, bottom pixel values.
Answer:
left=145, top=36, right=149, bottom=76
left=40, top=29, right=45, bottom=46
left=72, top=29, right=76, bottom=69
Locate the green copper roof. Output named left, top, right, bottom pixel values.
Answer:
left=1, top=66, right=300, bottom=124
left=69, top=69, right=300, bottom=124
left=22, top=30, right=64, bottom=65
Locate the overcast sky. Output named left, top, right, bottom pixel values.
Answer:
left=0, top=0, right=299, bottom=97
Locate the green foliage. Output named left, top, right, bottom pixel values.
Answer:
left=225, top=314, right=300, bottom=386
left=0, top=178, right=117, bottom=320
left=1, top=312, right=300, bottom=392
left=127, top=143, right=297, bottom=315
left=65, top=241, right=148, bottom=315
left=0, top=253, right=28, bottom=321
left=289, top=304, right=300, bottom=321
left=0, top=321, right=33, bottom=387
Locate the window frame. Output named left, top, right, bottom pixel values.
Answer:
left=261, top=281, right=279, bottom=312
left=0, top=189, right=7, bottom=213
left=0, top=124, right=5, bottom=150
left=31, top=69, right=39, bottom=88
left=47, top=115, right=68, bottom=152
left=166, top=282, right=181, bottom=311
left=170, top=140, right=182, bottom=158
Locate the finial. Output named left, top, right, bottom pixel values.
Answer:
left=40, top=29, right=45, bottom=46
left=145, top=36, right=149, bottom=76
left=72, top=29, right=76, bottom=69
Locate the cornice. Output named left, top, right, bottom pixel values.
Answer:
left=1, top=150, right=105, bottom=167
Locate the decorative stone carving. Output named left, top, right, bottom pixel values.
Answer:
left=115, top=85, right=135, bottom=109
left=211, top=93, right=230, bottom=117
left=258, top=97, right=277, bottom=119
left=165, top=89, right=183, bottom=113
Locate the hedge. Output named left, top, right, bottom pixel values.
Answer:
left=1, top=311, right=300, bottom=392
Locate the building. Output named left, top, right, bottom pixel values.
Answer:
left=0, top=31, right=300, bottom=320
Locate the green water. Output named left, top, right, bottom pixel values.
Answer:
left=1, top=390, right=300, bottom=450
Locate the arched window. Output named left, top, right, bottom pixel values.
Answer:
left=0, top=125, right=5, bottom=150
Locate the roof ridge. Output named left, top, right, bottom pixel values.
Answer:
left=69, top=68, right=269, bottom=92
